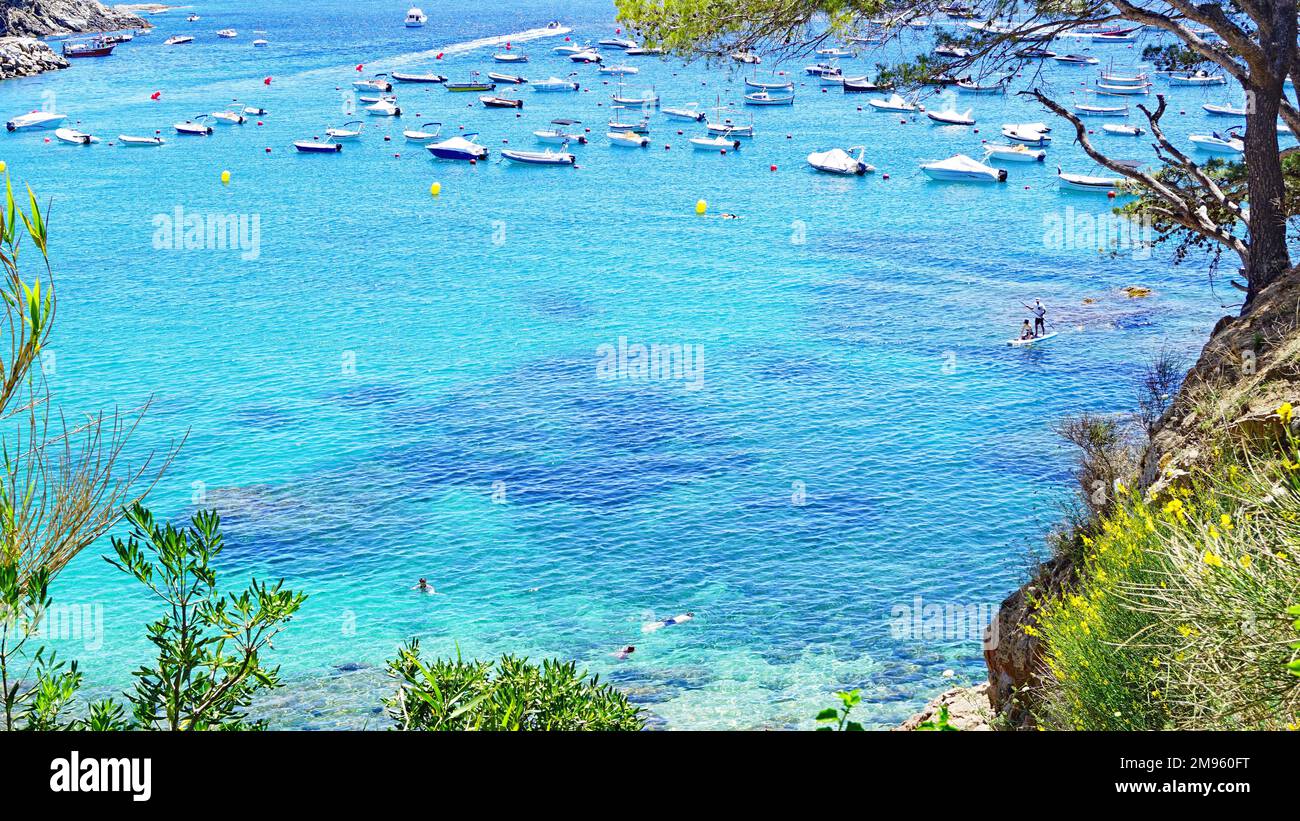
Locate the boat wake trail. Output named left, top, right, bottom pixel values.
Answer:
left=389, top=25, right=574, bottom=67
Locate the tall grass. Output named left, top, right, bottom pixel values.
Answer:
left=1033, top=404, right=1300, bottom=730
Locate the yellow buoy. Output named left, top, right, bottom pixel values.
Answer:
left=695, top=199, right=707, bottom=215
left=429, top=182, right=442, bottom=197
left=0, top=161, right=7, bottom=174
left=220, top=170, right=231, bottom=185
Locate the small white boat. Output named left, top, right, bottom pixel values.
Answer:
left=1053, top=53, right=1099, bottom=65
left=625, top=46, right=662, bottom=56
left=706, top=120, right=754, bottom=137
left=54, top=127, right=99, bottom=145
left=1188, top=132, right=1244, bottom=154
left=984, top=143, right=1046, bottom=162
left=1203, top=103, right=1247, bottom=117
left=608, top=130, right=650, bottom=147
left=164, top=35, right=194, bottom=45
left=326, top=120, right=364, bottom=140
left=807, top=146, right=874, bottom=175
left=293, top=138, right=343, bottom=153
left=427, top=133, right=488, bottom=161
left=252, top=39, right=269, bottom=47
left=186, top=13, right=199, bottom=21
left=394, top=71, right=447, bottom=83
left=569, top=49, right=603, bottom=63
left=927, top=108, right=975, bottom=125
left=1007, top=332, right=1059, bottom=348
left=867, top=93, right=916, bottom=112
left=663, top=103, right=706, bottom=122
left=243, top=106, right=269, bottom=115
left=1075, top=103, right=1129, bottom=116
left=732, top=51, right=762, bottom=64
left=216, top=29, right=237, bottom=38
left=1100, top=71, right=1147, bottom=83
left=403, top=121, right=442, bottom=141
left=804, top=63, right=839, bottom=77
left=1096, top=82, right=1150, bottom=95
left=934, top=44, right=972, bottom=58
left=533, top=76, right=580, bottom=92
left=921, top=153, right=1007, bottom=182
left=612, top=92, right=659, bottom=107
left=600, top=64, right=639, bottom=75
left=744, top=78, right=794, bottom=92
left=598, top=38, right=637, bottom=50
left=405, top=7, right=427, bottom=27
left=817, top=47, right=854, bottom=58
left=533, top=118, right=587, bottom=144
left=1001, top=122, right=1052, bottom=145
left=501, top=147, right=576, bottom=166
left=818, top=71, right=846, bottom=86
left=364, top=98, right=402, bottom=116
left=117, top=134, right=165, bottom=146
left=493, top=52, right=528, bottom=63
left=1057, top=167, right=1124, bottom=192
left=744, top=91, right=794, bottom=106
left=211, top=109, right=247, bottom=125
left=690, top=133, right=742, bottom=151
left=1169, top=71, right=1226, bottom=86
left=956, top=79, right=1008, bottom=93
left=353, top=77, right=393, bottom=92
left=5, top=111, right=67, bottom=131
left=487, top=72, right=527, bottom=84
left=1102, top=123, right=1145, bottom=136
left=174, top=115, right=214, bottom=135
left=552, top=43, right=585, bottom=54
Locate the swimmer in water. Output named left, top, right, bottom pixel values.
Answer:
left=719, top=213, right=739, bottom=220
left=412, top=577, right=436, bottom=594
left=614, top=645, right=635, bottom=660
left=643, top=611, right=695, bottom=633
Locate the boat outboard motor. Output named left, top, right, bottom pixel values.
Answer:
left=996, top=169, right=1009, bottom=182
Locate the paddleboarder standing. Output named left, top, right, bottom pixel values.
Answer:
left=1023, top=299, right=1048, bottom=337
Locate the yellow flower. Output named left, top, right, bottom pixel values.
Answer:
left=1279, top=402, right=1294, bottom=426
left=1150, top=656, right=1160, bottom=668
left=1220, top=513, right=1233, bottom=530
left=1239, top=555, right=1252, bottom=569
left=1203, top=551, right=1223, bottom=568
left=1209, top=525, right=1220, bottom=540
left=1177, top=624, right=1193, bottom=637
left=1164, top=499, right=1184, bottom=518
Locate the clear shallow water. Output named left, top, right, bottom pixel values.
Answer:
left=2, top=1, right=1244, bottom=728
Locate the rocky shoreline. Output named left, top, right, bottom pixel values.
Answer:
left=0, top=0, right=145, bottom=80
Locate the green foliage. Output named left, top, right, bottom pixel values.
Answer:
left=105, top=503, right=307, bottom=730
left=1035, top=408, right=1300, bottom=730
left=914, top=705, right=958, bottom=731
left=383, top=639, right=643, bottom=731
left=815, top=688, right=864, bottom=730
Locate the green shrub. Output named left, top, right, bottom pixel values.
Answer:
left=383, top=639, right=643, bottom=731
left=1034, top=405, right=1300, bottom=729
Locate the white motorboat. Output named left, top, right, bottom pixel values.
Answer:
left=1102, top=123, right=1145, bottom=136
left=552, top=43, right=585, bottom=54
left=353, top=76, right=393, bottom=92
left=732, top=51, right=762, bottom=64
left=598, top=38, right=637, bottom=50
left=956, top=79, right=1008, bottom=93
left=393, top=71, right=447, bottom=83
left=935, top=44, right=972, bottom=58
left=501, top=147, right=576, bottom=166
left=818, top=71, right=846, bottom=86
left=533, top=118, right=587, bottom=144
left=487, top=72, right=527, bottom=84
left=216, top=29, right=237, bottom=38
left=921, top=153, right=1008, bottom=182
left=294, top=138, right=343, bottom=153
left=427, top=133, right=488, bottom=161
left=493, top=52, right=528, bottom=63
left=117, top=134, right=165, bottom=146
left=867, top=93, right=916, bottom=112
left=1204, top=103, right=1247, bottom=117
left=663, top=103, right=706, bottom=122
left=1100, top=71, right=1147, bottom=83
left=625, top=46, right=663, bottom=56
left=405, top=7, right=427, bottom=27
left=364, top=98, right=402, bottom=116
left=1188, top=131, right=1244, bottom=154
left=569, top=49, right=603, bottom=63
left=54, top=127, right=99, bottom=145
left=1075, top=103, right=1129, bottom=116
left=1096, top=82, right=1151, bottom=95
left=804, top=63, right=838, bottom=77
left=403, top=121, right=442, bottom=141
left=600, top=64, right=639, bottom=76
left=5, top=110, right=67, bottom=131
left=1001, top=122, right=1052, bottom=145
left=806, top=146, right=874, bottom=175
left=326, top=120, right=364, bottom=140
left=608, top=108, right=650, bottom=132
left=706, top=120, right=754, bottom=137
left=612, top=91, right=659, bottom=107
left=1057, top=167, right=1124, bottom=191
left=533, top=76, right=580, bottom=92
left=1053, top=53, right=1099, bottom=65
left=817, top=47, right=854, bottom=58
left=984, top=143, right=1046, bottom=162
left=252, top=39, right=269, bottom=47
left=690, top=133, right=742, bottom=151
left=174, top=115, right=214, bottom=135
left=1169, top=71, right=1226, bottom=86
left=744, top=91, right=794, bottom=106
left=164, top=35, right=194, bottom=45
left=358, top=93, right=396, bottom=104
left=211, top=108, right=247, bottom=124
left=927, top=108, right=975, bottom=125
left=608, top=130, right=650, bottom=147
left=243, top=106, right=269, bottom=115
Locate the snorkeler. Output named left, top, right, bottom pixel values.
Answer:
left=413, top=577, right=436, bottom=594
left=614, top=645, right=635, bottom=660
left=644, top=612, right=695, bottom=633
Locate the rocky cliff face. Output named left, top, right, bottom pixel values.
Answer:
left=0, top=35, right=67, bottom=78
left=0, top=0, right=144, bottom=37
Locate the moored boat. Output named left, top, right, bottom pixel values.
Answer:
left=984, top=143, right=1046, bottom=162
left=1001, top=122, right=1052, bottom=145
left=608, top=130, right=650, bottom=147
left=867, top=93, right=916, bottom=112
left=1168, top=70, right=1226, bottom=86
left=117, top=134, right=165, bottom=146
left=744, top=91, right=794, bottom=106
left=1074, top=103, right=1129, bottom=116
left=62, top=38, right=115, bottom=57
left=1102, top=123, right=1145, bottom=136
left=445, top=81, right=496, bottom=92
left=501, top=147, right=576, bottom=165
left=393, top=71, right=446, bottom=83
left=488, top=72, right=527, bottom=84
left=5, top=111, right=67, bottom=131
left=403, top=121, right=442, bottom=141
left=1188, top=131, right=1244, bottom=154
left=807, top=146, right=874, bottom=175
left=326, top=120, right=364, bottom=140
left=294, top=138, right=343, bottom=153
left=1057, top=166, right=1124, bottom=191
left=480, top=95, right=523, bottom=109
left=663, top=103, right=707, bottom=122
left=533, top=76, right=580, bottom=92
left=921, top=153, right=1007, bottom=182
left=427, top=133, right=488, bottom=160
left=364, top=98, right=401, bottom=116
left=174, top=115, right=214, bottom=135
left=533, top=119, right=587, bottom=144
left=927, top=108, right=975, bottom=125
left=54, top=127, right=99, bottom=145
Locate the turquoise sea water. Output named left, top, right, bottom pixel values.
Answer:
left=1, top=1, right=1249, bottom=728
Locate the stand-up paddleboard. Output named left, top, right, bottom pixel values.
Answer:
left=1007, top=331, right=1059, bottom=347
